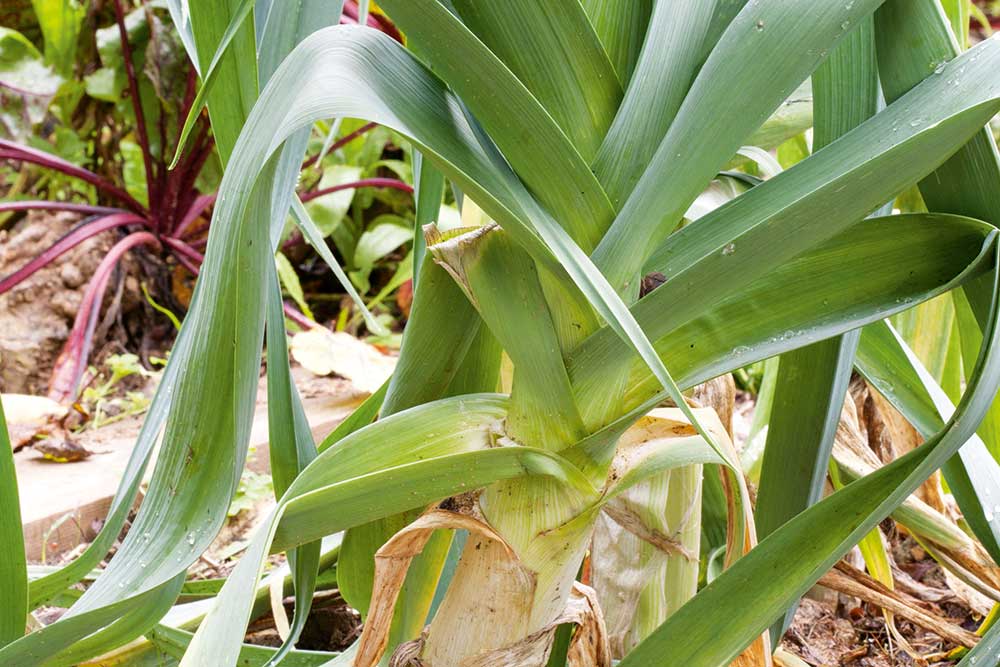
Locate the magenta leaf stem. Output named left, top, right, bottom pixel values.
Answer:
left=298, top=177, right=413, bottom=203
left=48, top=231, right=162, bottom=401
left=0, top=212, right=146, bottom=294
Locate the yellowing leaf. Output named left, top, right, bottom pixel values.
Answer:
left=289, top=327, right=395, bottom=393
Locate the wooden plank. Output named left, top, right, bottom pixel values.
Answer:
left=16, top=376, right=365, bottom=561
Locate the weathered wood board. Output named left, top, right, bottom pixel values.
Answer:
left=16, top=376, right=364, bottom=560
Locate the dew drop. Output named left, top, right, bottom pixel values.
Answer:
left=840, top=20, right=850, bottom=30
left=933, top=61, right=946, bottom=74
left=722, top=242, right=736, bottom=256
left=186, top=532, right=196, bottom=546
left=755, top=19, right=765, bottom=31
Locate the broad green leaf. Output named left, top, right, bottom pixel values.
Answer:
left=876, top=0, right=1000, bottom=557
left=756, top=337, right=857, bottom=531
left=213, top=25, right=553, bottom=273
left=12, top=75, right=276, bottom=667
left=380, top=258, right=487, bottom=416
left=877, top=0, right=1000, bottom=456
left=411, top=152, right=445, bottom=289
left=44, top=573, right=184, bottom=667
left=696, top=1, right=749, bottom=65
left=170, top=0, right=256, bottom=168
left=591, top=214, right=996, bottom=414
left=275, top=450, right=593, bottom=573
left=572, top=33, right=1000, bottom=405
left=30, top=0, right=85, bottom=77
left=0, top=397, right=26, bottom=647
left=811, top=19, right=879, bottom=149
left=21, top=163, right=277, bottom=665
left=753, top=329, right=858, bottom=606
left=265, top=262, right=321, bottom=662
left=350, top=215, right=412, bottom=293
left=256, top=0, right=342, bottom=85
left=377, top=0, right=615, bottom=251
left=444, top=319, right=502, bottom=397
left=173, top=0, right=342, bottom=167
left=306, top=165, right=363, bottom=236
left=954, top=290, right=1000, bottom=461
left=892, top=293, right=957, bottom=384
left=593, top=1, right=717, bottom=209
left=259, top=1, right=342, bottom=273
left=1, top=575, right=185, bottom=665
left=259, top=36, right=342, bottom=665
left=876, top=1, right=1000, bottom=232
left=755, top=14, right=878, bottom=644
left=264, top=271, right=320, bottom=496
left=429, top=226, right=586, bottom=450
left=578, top=0, right=653, bottom=84
left=0, top=27, right=62, bottom=140
left=186, top=0, right=258, bottom=162
left=275, top=252, right=313, bottom=320
left=592, top=0, right=885, bottom=293
left=747, top=80, right=813, bottom=151
left=449, top=0, right=622, bottom=162
left=163, top=0, right=199, bottom=73
left=25, top=317, right=189, bottom=610
left=940, top=0, right=971, bottom=48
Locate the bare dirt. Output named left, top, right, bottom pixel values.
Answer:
left=781, top=576, right=973, bottom=666
left=0, top=211, right=175, bottom=395
left=0, top=211, right=113, bottom=394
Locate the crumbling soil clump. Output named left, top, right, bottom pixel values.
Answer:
left=0, top=211, right=165, bottom=394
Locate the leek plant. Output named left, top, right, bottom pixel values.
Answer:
left=6, top=1, right=1000, bottom=666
